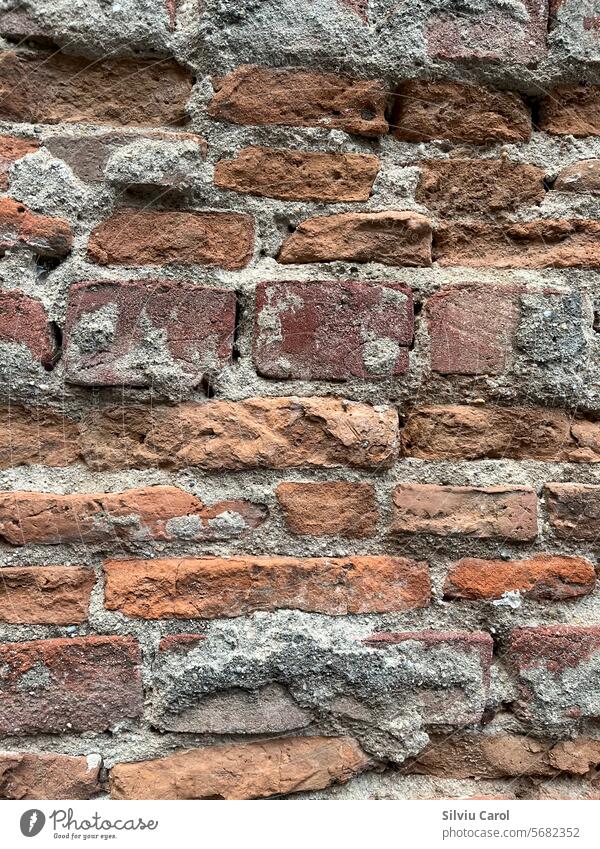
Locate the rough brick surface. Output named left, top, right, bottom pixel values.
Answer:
left=0, top=487, right=266, bottom=546
left=276, top=482, right=378, bottom=537
left=0, top=566, right=94, bottom=624
left=391, top=484, right=538, bottom=540
left=278, top=212, right=432, bottom=266
left=509, top=627, right=600, bottom=726
left=0, top=637, right=143, bottom=734
left=208, top=65, right=388, bottom=136
left=0, top=406, right=79, bottom=469
left=426, top=285, right=520, bottom=375
left=253, top=281, right=413, bottom=379
left=434, top=220, right=600, bottom=268
left=88, top=209, right=254, bottom=269
left=104, top=555, right=429, bottom=617
left=392, top=80, right=531, bottom=143
left=78, top=398, right=400, bottom=471
left=64, top=281, right=236, bottom=387
left=416, top=159, right=545, bottom=217
left=539, top=87, right=600, bottom=136
left=0, top=752, right=101, bottom=800
left=215, top=146, right=380, bottom=202
left=545, top=483, right=600, bottom=540
left=555, top=160, right=600, bottom=192
left=0, top=291, right=54, bottom=366
left=444, top=555, right=595, bottom=601
left=0, top=134, right=38, bottom=189
left=110, top=737, right=372, bottom=800
left=0, top=51, right=192, bottom=126
left=0, top=197, right=72, bottom=257
left=401, top=405, right=600, bottom=462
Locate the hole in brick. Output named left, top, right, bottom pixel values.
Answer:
left=594, top=311, right=600, bottom=333
left=232, top=294, right=243, bottom=362
left=47, top=321, right=63, bottom=371
left=201, top=375, right=216, bottom=398
left=528, top=96, right=543, bottom=131
left=543, top=176, right=556, bottom=192
left=35, top=255, right=62, bottom=281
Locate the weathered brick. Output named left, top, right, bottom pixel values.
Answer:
left=0, top=487, right=266, bottom=546
left=426, top=285, right=520, bottom=375
left=549, top=0, right=600, bottom=65
left=151, top=627, right=491, bottom=746
left=545, top=483, right=600, bottom=540
left=277, top=211, right=432, bottom=266
left=0, top=566, right=94, bottom=624
left=555, top=159, right=600, bottom=193
left=88, top=209, right=254, bottom=269
left=110, top=736, right=371, bottom=800
left=444, top=555, right=595, bottom=601
left=0, top=197, right=72, bottom=257
left=0, top=752, right=101, bottom=800
left=45, top=130, right=206, bottom=184
left=539, top=86, right=600, bottom=136
left=276, top=482, right=378, bottom=537
left=78, top=398, right=399, bottom=471
left=215, top=146, right=379, bottom=202
left=104, top=555, right=429, bottom=617
left=253, top=281, right=413, bottom=379
left=208, top=65, right=388, bottom=137
left=0, top=636, right=143, bottom=734
left=0, top=405, right=79, bottom=469
left=401, top=405, right=600, bottom=462
left=392, top=80, right=531, bottom=144
left=416, top=159, right=545, bottom=217
left=0, top=51, right=192, bottom=126
left=391, top=484, right=538, bottom=540
left=403, top=734, right=560, bottom=779
left=0, top=291, right=54, bottom=367
left=434, top=220, right=600, bottom=268
left=0, top=134, right=38, bottom=190
left=425, top=0, right=548, bottom=64
left=509, top=626, right=600, bottom=725
left=64, top=281, right=236, bottom=387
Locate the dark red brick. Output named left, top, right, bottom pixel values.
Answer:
left=0, top=636, right=143, bottom=734
left=64, top=280, right=236, bottom=387
left=253, top=281, right=413, bottom=380
left=426, top=284, right=520, bottom=375
left=0, top=291, right=54, bottom=366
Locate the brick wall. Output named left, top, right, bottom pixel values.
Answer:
left=1, top=0, right=600, bottom=801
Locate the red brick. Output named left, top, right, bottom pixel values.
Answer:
left=276, top=482, right=378, bottom=537
left=0, top=752, right=101, bottom=800
left=103, top=555, right=430, bottom=617
left=215, top=146, right=379, bottom=202
left=88, top=209, right=254, bottom=269
left=208, top=65, right=388, bottom=137
left=253, top=280, right=413, bottom=379
left=0, top=51, right=192, bottom=126
left=425, top=0, right=547, bottom=64
left=416, top=159, right=545, bottom=217
left=0, top=486, right=266, bottom=546
left=555, top=160, right=600, bottom=193
left=539, top=86, right=600, bottom=136
left=391, top=483, right=538, bottom=540
left=78, top=398, right=400, bottom=471
left=392, top=80, right=531, bottom=144
left=444, top=555, right=595, bottom=601
left=0, top=566, right=94, bottom=624
left=426, top=285, right=520, bottom=375
left=509, top=626, right=600, bottom=724
left=110, top=736, right=371, bottom=799
left=64, top=280, right=236, bottom=387
left=0, top=197, right=72, bottom=257
left=0, top=134, right=38, bottom=190
left=0, top=636, right=143, bottom=734
left=545, top=483, right=600, bottom=540
left=434, top=220, right=600, bottom=268
left=277, top=211, right=432, bottom=266
left=0, top=405, right=79, bottom=469
left=401, top=405, right=600, bottom=462
left=0, top=291, right=54, bottom=366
